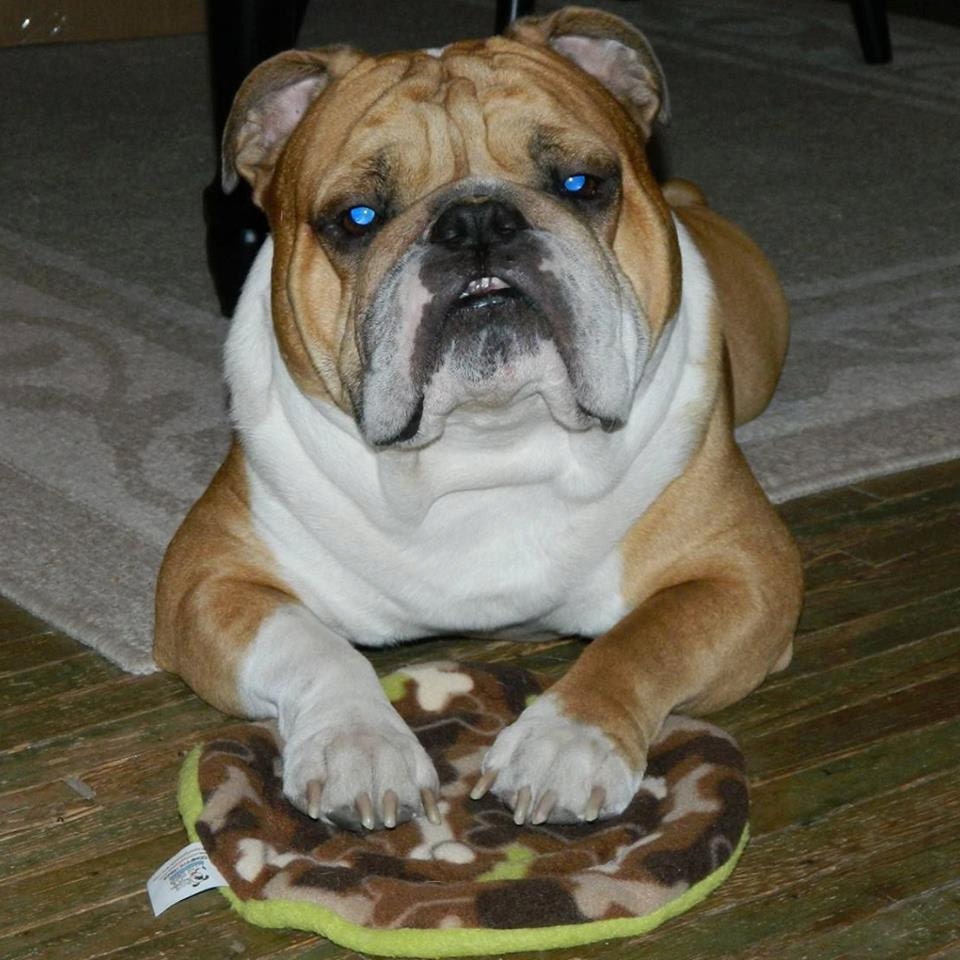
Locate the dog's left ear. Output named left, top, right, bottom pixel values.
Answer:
left=506, top=6, right=669, bottom=136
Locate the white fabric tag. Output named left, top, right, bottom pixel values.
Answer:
left=147, top=841, right=228, bottom=916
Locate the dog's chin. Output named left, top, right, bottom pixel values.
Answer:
left=400, top=369, right=592, bottom=451
left=429, top=360, right=586, bottom=443
left=359, top=280, right=630, bottom=448
left=436, top=287, right=551, bottom=380
left=389, top=288, right=587, bottom=447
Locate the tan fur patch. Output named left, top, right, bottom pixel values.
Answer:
left=154, top=444, right=293, bottom=714
left=670, top=188, right=790, bottom=425
left=551, top=400, right=802, bottom=770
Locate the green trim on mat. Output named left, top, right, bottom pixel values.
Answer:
left=178, top=744, right=749, bottom=958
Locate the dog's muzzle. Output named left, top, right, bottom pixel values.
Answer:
left=355, top=183, right=647, bottom=448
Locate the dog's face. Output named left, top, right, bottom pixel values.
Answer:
left=224, top=7, right=679, bottom=447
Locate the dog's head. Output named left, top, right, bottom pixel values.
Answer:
left=223, top=6, right=678, bottom=447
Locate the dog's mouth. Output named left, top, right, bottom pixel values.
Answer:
left=359, top=225, right=640, bottom=448
left=456, top=275, right=513, bottom=302
left=438, top=271, right=547, bottom=347
left=446, top=275, right=531, bottom=323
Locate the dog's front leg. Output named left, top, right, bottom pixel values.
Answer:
left=478, top=572, right=800, bottom=825
left=154, top=447, right=440, bottom=832
left=237, top=604, right=441, bottom=830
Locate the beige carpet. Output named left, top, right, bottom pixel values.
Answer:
left=1, top=0, right=958, bottom=672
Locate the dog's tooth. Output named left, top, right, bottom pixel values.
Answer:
left=459, top=276, right=510, bottom=300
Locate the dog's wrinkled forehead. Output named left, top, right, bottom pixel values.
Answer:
left=277, top=44, right=627, bottom=214
left=224, top=8, right=668, bottom=210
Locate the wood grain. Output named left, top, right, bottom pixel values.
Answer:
left=0, top=458, right=957, bottom=959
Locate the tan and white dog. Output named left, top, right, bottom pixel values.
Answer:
left=155, top=7, right=802, bottom=832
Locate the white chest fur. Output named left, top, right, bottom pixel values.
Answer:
left=225, top=220, right=717, bottom=646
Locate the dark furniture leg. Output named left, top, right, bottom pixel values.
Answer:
left=495, top=0, right=536, bottom=34
left=851, top=0, right=892, bottom=63
left=203, top=0, right=308, bottom=317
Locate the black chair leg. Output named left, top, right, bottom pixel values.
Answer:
left=203, top=0, right=308, bottom=317
left=495, top=0, right=536, bottom=34
left=851, top=0, right=892, bottom=64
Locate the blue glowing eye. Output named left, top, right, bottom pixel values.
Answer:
left=347, top=205, right=377, bottom=227
left=563, top=174, right=588, bottom=193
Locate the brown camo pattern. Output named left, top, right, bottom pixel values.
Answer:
left=192, top=661, right=748, bottom=930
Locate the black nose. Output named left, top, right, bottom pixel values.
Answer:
left=429, top=198, right=529, bottom=250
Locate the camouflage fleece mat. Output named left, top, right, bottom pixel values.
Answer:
left=178, top=661, right=749, bottom=957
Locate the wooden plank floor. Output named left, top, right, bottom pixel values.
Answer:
left=1, top=460, right=959, bottom=959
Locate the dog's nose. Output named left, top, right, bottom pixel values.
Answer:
left=429, top=198, right=529, bottom=250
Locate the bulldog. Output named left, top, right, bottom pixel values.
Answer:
left=155, top=6, right=802, bottom=831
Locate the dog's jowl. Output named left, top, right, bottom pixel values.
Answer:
left=155, top=6, right=802, bottom=832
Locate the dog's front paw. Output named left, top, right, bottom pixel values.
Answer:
left=282, top=706, right=440, bottom=832
left=474, top=694, right=644, bottom=825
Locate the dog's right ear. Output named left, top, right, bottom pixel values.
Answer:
left=222, top=46, right=363, bottom=203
